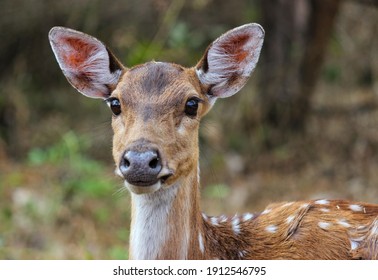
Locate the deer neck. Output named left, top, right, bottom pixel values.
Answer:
left=129, top=161, right=203, bottom=260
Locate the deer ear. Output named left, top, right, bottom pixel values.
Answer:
left=49, top=27, right=125, bottom=99
left=196, top=23, right=264, bottom=99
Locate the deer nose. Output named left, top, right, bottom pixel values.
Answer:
left=119, top=149, right=162, bottom=186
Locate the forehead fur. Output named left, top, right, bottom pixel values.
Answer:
left=116, top=61, right=199, bottom=121
left=126, top=61, right=185, bottom=96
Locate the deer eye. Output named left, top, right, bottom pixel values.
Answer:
left=185, top=98, right=200, bottom=117
left=106, top=97, right=122, bottom=116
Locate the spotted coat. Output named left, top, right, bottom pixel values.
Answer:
left=200, top=200, right=378, bottom=259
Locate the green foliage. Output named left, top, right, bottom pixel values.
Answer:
left=168, top=21, right=205, bottom=50
left=203, top=184, right=230, bottom=199
left=109, top=246, right=129, bottom=260
left=229, top=132, right=249, bottom=152
left=28, top=131, right=88, bottom=165
left=126, top=41, right=163, bottom=66
left=168, top=22, right=190, bottom=49
left=116, top=228, right=130, bottom=242
left=2, top=172, right=24, bottom=187
left=323, top=64, right=342, bottom=84
left=27, top=131, right=113, bottom=198
left=94, top=207, right=110, bottom=223
left=125, top=21, right=205, bottom=66
left=0, top=130, right=131, bottom=259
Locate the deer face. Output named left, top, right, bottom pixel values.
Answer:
left=49, top=24, right=264, bottom=194
left=109, top=62, right=211, bottom=194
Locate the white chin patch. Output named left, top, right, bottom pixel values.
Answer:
left=125, top=181, right=162, bottom=194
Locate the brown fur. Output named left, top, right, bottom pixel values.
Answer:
left=194, top=200, right=378, bottom=260
left=111, top=64, right=209, bottom=188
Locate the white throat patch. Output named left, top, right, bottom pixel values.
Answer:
left=130, top=186, right=178, bottom=259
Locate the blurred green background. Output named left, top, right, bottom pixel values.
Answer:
left=0, top=0, right=378, bottom=259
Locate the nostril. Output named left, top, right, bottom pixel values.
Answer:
left=120, top=148, right=163, bottom=186
left=123, top=158, right=130, bottom=168
left=149, top=157, right=159, bottom=169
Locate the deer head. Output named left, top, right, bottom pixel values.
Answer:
left=49, top=24, right=264, bottom=195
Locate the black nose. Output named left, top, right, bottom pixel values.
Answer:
left=119, top=149, right=162, bottom=186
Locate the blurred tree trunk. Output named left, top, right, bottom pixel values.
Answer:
left=257, top=0, right=341, bottom=146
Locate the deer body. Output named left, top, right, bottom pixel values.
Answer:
left=49, top=24, right=378, bottom=259
left=131, top=177, right=378, bottom=260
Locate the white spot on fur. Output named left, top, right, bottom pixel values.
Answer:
left=282, top=202, right=294, bottom=208
left=238, top=250, right=247, bottom=258
left=337, top=219, right=351, bottom=228
left=349, top=204, right=363, bottom=212
left=261, top=208, right=271, bottom=215
left=198, top=233, right=205, bottom=253
left=336, top=205, right=340, bottom=210
left=232, top=216, right=241, bottom=234
left=301, top=203, right=309, bottom=208
left=177, top=123, right=186, bottom=135
left=202, top=213, right=208, bottom=221
left=351, top=235, right=365, bottom=242
left=315, top=199, right=329, bottom=205
left=286, top=215, right=295, bottom=224
left=350, top=240, right=359, bottom=250
left=265, top=225, right=278, bottom=233
left=371, top=219, right=378, bottom=234
left=320, top=208, right=330, bottom=213
left=220, top=215, right=228, bottom=223
left=318, top=221, right=331, bottom=230
left=242, top=213, right=254, bottom=222
left=210, top=216, right=219, bottom=226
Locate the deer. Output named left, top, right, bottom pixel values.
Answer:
left=48, top=23, right=378, bottom=260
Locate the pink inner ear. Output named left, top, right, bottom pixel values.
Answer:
left=196, top=24, right=264, bottom=98
left=219, top=33, right=250, bottom=64
left=59, top=37, right=97, bottom=70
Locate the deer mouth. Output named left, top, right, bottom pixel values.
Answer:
left=116, top=168, right=174, bottom=194
left=125, top=175, right=160, bottom=187
left=125, top=180, right=162, bottom=194
left=159, top=173, right=172, bottom=184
